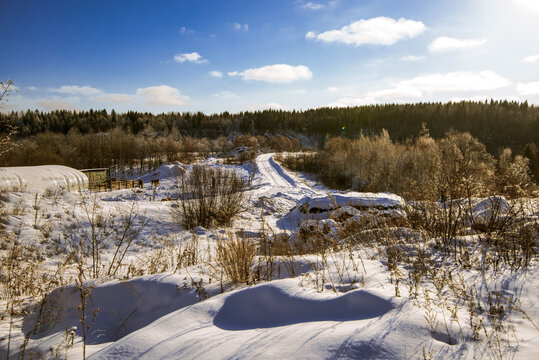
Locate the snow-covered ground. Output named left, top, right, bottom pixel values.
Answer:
left=0, top=154, right=538, bottom=359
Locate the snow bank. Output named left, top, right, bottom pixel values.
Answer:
left=0, top=165, right=88, bottom=193
left=35, top=274, right=199, bottom=345
left=213, top=283, right=394, bottom=330
left=303, top=192, right=405, bottom=212
left=140, top=161, right=187, bottom=182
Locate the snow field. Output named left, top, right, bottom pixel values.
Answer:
left=0, top=153, right=538, bottom=359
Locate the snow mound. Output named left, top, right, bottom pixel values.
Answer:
left=213, top=284, right=394, bottom=330
left=280, top=192, right=405, bottom=229
left=0, top=165, right=88, bottom=193
left=35, top=274, right=198, bottom=344
left=304, top=192, right=405, bottom=212
left=140, top=162, right=186, bottom=182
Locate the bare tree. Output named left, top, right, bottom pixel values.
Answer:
left=0, top=80, right=17, bottom=159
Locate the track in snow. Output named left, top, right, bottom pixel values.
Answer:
left=255, top=153, right=297, bottom=189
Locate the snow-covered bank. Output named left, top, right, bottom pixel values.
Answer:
left=0, top=153, right=537, bottom=359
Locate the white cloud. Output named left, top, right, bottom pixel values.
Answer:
left=523, top=54, right=539, bottom=64
left=302, top=2, right=326, bottom=10
left=92, top=93, right=133, bottom=104
left=50, top=85, right=102, bottom=96
left=327, top=71, right=512, bottom=107
left=326, top=86, right=339, bottom=92
left=209, top=71, right=223, bottom=78
left=212, top=91, right=237, bottom=98
left=306, top=17, right=426, bottom=46
left=136, top=85, right=189, bottom=106
left=289, top=89, right=307, bottom=95
left=27, top=86, right=38, bottom=91
left=428, top=37, right=486, bottom=52
left=179, top=26, right=195, bottom=35
left=328, top=97, right=375, bottom=107
left=514, top=0, right=539, bottom=13
left=174, top=52, right=207, bottom=64
left=228, top=64, right=312, bottom=83
left=37, top=99, right=79, bottom=111
left=395, top=71, right=511, bottom=93
left=365, top=87, right=423, bottom=99
left=401, top=55, right=425, bottom=61
left=233, top=23, right=249, bottom=31
left=246, top=103, right=289, bottom=111
left=517, top=82, right=539, bottom=95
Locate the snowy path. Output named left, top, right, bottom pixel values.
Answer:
left=254, top=153, right=322, bottom=199
left=256, top=153, right=297, bottom=189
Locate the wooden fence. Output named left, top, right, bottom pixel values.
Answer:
left=91, top=179, right=144, bottom=192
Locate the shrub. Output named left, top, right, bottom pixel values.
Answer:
left=275, top=152, right=320, bottom=174
left=436, top=131, right=495, bottom=200
left=174, top=165, right=248, bottom=229
left=496, top=148, right=532, bottom=197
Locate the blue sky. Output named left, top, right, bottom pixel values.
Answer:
left=2, top=0, right=539, bottom=114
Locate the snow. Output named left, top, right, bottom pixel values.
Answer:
left=88, top=279, right=404, bottom=360
left=139, top=161, right=186, bottom=183
left=1, top=153, right=538, bottom=360
left=303, top=192, right=405, bottom=212
left=0, top=165, right=88, bottom=193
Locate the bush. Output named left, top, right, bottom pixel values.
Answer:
left=275, top=152, right=320, bottom=173
left=174, top=165, right=248, bottom=229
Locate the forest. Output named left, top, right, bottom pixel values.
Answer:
left=1, top=101, right=538, bottom=185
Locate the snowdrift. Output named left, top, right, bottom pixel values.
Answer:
left=280, top=192, right=406, bottom=229
left=140, top=161, right=187, bottom=182
left=89, top=279, right=409, bottom=360
left=213, top=285, right=394, bottom=330
left=0, top=165, right=88, bottom=193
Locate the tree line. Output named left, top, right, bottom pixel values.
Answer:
left=0, top=101, right=537, bottom=180
left=1, top=100, right=537, bottom=153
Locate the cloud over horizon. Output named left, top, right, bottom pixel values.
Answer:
left=49, top=85, right=102, bottom=96
left=517, top=82, right=539, bottom=95
left=92, top=93, right=133, bottom=104
left=328, top=71, right=512, bottom=107
left=37, top=99, right=79, bottom=111
left=136, top=85, right=189, bottom=106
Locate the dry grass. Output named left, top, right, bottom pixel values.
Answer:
left=216, top=235, right=256, bottom=285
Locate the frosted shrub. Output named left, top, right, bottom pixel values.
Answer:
left=174, top=166, right=248, bottom=229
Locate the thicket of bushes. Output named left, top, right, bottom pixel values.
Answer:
left=0, top=129, right=303, bottom=171
left=280, top=128, right=535, bottom=201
